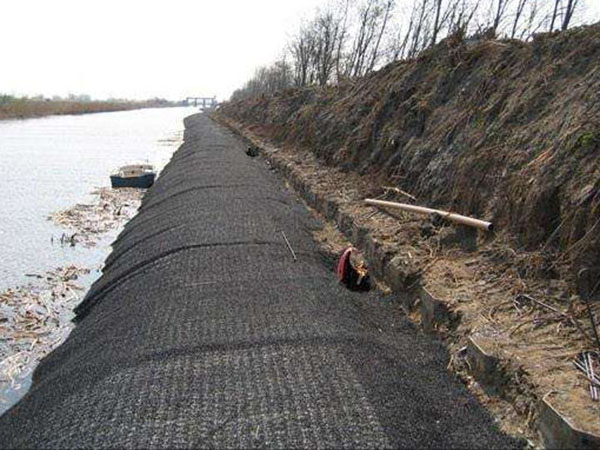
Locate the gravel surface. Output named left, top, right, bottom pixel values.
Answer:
left=0, top=114, right=520, bottom=448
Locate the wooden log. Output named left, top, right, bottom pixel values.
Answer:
left=364, top=198, right=493, bottom=232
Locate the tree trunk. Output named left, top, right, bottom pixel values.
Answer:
left=550, top=0, right=561, bottom=31
left=562, top=0, right=578, bottom=30
left=431, top=0, right=443, bottom=47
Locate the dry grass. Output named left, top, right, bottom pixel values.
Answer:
left=219, top=114, right=600, bottom=442
left=0, top=96, right=173, bottom=120
left=219, top=23, right=600, bottom=294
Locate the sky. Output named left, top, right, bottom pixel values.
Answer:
left=2, top=0, right=599, bottom=102
left=1, top=0, right=323, bottom=102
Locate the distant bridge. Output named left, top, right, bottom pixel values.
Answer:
left=184, top=96, right=218, bottom=109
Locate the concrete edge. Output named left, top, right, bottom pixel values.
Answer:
left=538, top=393, right=600, bottom=449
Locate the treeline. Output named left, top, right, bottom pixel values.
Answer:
left=231, top=0, right=588, bottom=100
left=0, top=94, right=177, bottom=120
left=0, top=94, right=174, bottom=105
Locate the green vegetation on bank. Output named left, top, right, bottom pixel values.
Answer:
left=0, top=94, right=179, bottom=120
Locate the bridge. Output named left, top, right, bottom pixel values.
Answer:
left=184, top=96, right=218, bottom=109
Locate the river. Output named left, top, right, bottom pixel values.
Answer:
left=0, top=106, right=194, bottom=413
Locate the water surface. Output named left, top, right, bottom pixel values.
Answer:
left=0, top=107, right=194, bottom=290
left=0, top=106, right=194, bottom=413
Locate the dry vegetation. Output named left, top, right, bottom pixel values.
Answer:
left=0, top=96, right=175, bottom=121
left=1, top=187, right=145, bottom=408
left=220, top=24, right=600, bottom=293
left=49, top=187, right=144, bottom=247
left=231, top=0, right=592, bottom=100
left=217, top=19, right=600, bottom=441
left=0, top=266, right=90, bottom=397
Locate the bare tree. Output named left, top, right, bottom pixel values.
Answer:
left=562, top=0, right=580, bottom=30
left=388, top=7, right=415, bottom=61
left=313, top=9, right=348, bottom=85
left=511, top=0, right=528, bottom=38
left=231, top=0, right=592, bottom=101
left=431, top=0, right=444, bottom=46
left=334, top=0, right=351, bottom=81
left=346, top=0, right=395, bottom=77
left=346, top=1, right=376, bottom=76
left=289, top=23, right=316, bottom=87
left=230, top=56, right=295, bottom=101
left=367, top=0, right=395, bottom=72
left=430, top=0, right=473, bottom=47
left=550, top=0, right=562, bottom=31
left=408, top=0, right=430, bottom=57
left=491, top=0, right=510, bottom=31
left=447, top=0, right=481, bottom=34
left=519, top=0, right=544, bottom=39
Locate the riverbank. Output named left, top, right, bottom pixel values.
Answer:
left=214, top=112, right=600, bottom=448
left=0, top=96, right=177, bottom=121
left=219, top=24, right=600, bottom=294
left=0, top=113, right=517, bottom=448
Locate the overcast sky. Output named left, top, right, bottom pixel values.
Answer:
left=1, top=0, right=323, bottom=101
left=2, top=0, right=599, bottom=102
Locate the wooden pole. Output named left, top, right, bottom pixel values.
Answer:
left=364, top=198, right=493, bottom=232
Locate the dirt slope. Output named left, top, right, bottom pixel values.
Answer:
left=219, top=24, right=600, bottom=291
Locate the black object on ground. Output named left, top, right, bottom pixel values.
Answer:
left=0, top=114, right=520, bottom=449
left=337, top=247, right=371, bottom=291
left=246, top=145, right=259, bottom=157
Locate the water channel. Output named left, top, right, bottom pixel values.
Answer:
left=0, top=106, right=194, bottom=413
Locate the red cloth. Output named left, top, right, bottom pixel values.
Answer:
left=337, top=247, right=355, bottom=282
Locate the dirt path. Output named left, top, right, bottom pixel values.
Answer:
left=0, top=114, right=518, bottom=448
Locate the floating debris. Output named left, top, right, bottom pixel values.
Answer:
left=48, top=187, right=143, bottom=247
left=0, top=265, right=90, bottom=401
left=2, top=187, right=146, bottom=410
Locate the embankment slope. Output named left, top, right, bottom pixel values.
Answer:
left=219, top=24, right=600, bottom=286
left=0, top=114, right=516, bottom=448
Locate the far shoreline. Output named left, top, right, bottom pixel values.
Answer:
left=0, top=97, right=181, bottom=121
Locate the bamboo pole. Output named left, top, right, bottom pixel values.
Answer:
left=364, top=198, right=493, bottom=232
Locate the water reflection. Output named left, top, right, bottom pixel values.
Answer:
left=0, top=106, right=194, bottom=414
left=0, top=107, right=193, bottom=290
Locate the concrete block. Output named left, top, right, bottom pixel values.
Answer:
left=419, top=287, right=458, bottom=332
left=538, top=394, right=600, bottom=450
left=467, top=337, right=500, bottom=385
